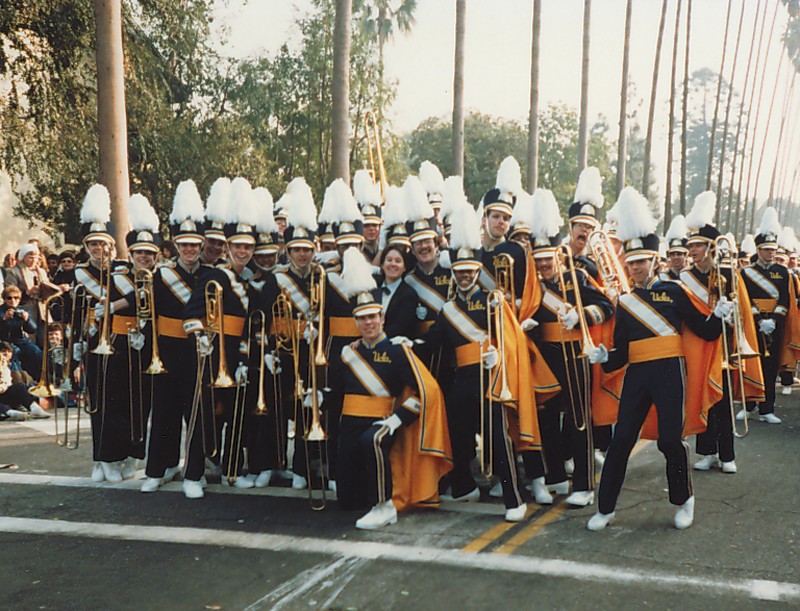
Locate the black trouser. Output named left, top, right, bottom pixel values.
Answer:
left=598, top=357, right=693, bottom=515
left=321, top=335, right=359, bottom=482
left=758, top=335, right=781, bottom=415
left=337, top=415, right=398, bottom=510
left=696, top=378, right=734, bottom=462
left=87, top=337, right=130, bottom=463
left=522, top=398, right=568, bottom=485
left=446, top=364, right=523, bottom=509
left=245, top=346, right=286, bottom=475
left=0, top=383, right=36, bottom=410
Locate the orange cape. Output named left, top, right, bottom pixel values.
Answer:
left=390, top=346, right=453, bottom=511
left=779, top=273, right=800, bottom=373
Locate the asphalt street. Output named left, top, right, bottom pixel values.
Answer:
left=0, top=388, right=798, bottom=611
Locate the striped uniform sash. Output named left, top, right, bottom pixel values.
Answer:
left=743, top=267, right=780, bottom=300
left=113, top=273, right=135, bottom=297
left=405, top=276, right=445, bottom=313
left=327, top=271, right=349, bottom=300
left=160, top=267, right=193, bottom=304
left=441, top=301, right=488, bottom=344
left=541, top=289, right=570, bottom=317
left=619, top=293, right=679, bottom=337
left=341, top=346, right=391, bottom=397
left=478, top=268, right=497, bottom=291
left=75, top=267, right=105, bottom=301
left=221, top=268, right=249, bottom=311
left=679, top=271, right=709, bottom=305
left=276, top=273, right=312, bottom=319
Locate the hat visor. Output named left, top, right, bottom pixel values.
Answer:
left=353, top=304, right=383, bottom=318
left=532, top=248, right=557, bottom=260
left=286, top=238, right=315, bottom=249
left=130, top=244, right=159, bottom=254
left=757, top=243, right=779, bottom=250
left=174, top=235, right=204, bottom=245
left=624, top=250, right=658, bottom=262
left=484, top=202, right=513, bottom=217
left=569, top=215, right=599, bottom=227
left=387, top=236, right=411, bottom=247
left=335, top=236, right=364, bottom=247
left=228, top=236, right=256, bottom=245
left=255, top=245, right=280, bottom=255
left=410, top=230, right=438, bottom=243
left=450, top=260, right=482, bottom=271
left=83, top=232, right=114, bottom=245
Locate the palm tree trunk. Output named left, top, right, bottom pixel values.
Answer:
left=642, top=0, right=669, bottom=200
left=616, top=0, right=633, bottom=198
left=768, top=72, right=796, bottom=209
left=679, top=0, right=692, bottom=216
left=452, top=0, right=467, bottom=177
left=665, top=0, right=683, bottom=231
left=331, top=0, right=352, bottom=183
left=707, top=0, right=733, bottom=210
left=527, top=0, right=542, bottom=191
left=775, top=93, right=800, bottom=211
left=577, top=0, right=591, bottom=176
left=94, top=0, right=129, bottom=254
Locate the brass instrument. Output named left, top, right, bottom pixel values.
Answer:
left=494, top=253, right=517, bottom=317
left=57, top=286, right=89, bottom=448
left=711, top=236, right=759, bottom=438
left=270, top=290, right=299, bottom=471
left=311, top=264, right=327, bottom=367
left=30, top=292, right=63, bottom=399
left=91, top=246, right=115, bottom=355
left=134, top=269, right=166, bottom=375
left=588, top=230, right=631, bottom=296
left=363, top=110, right=389, bottom=201
left=206, top=280, right=235, bottom=388
left=558, top=246, right=598, bottom=359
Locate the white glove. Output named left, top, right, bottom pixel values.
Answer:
left=415, top=304, right=427, bottom=320
left=561, top=308, right=580, bottom=331
left=303, top=389, right=324, bottom=408
left=303, top=323, right=318, bottom=345
left=235, top=364, right=248, bottom=385
left=376, top=413, right=402, bottom=434
left=196, top=333, right=213, bottom=357
left=489, top=295, right=502, bottom=308
left=588, top=344, right=609, bottom=364
left=72, top=341, right=86, bottom=361
left=129, top=330, right=145, bottom=351
left=605, top=287, right=619, bottom=304
left=265, top=353, right=281, bottom=374
left=482, top=345, right=499, bottom=369
left=390, top=336, right=413, bottom=347
left=759, top=319, right=777, bottom=335
left=92, top=300, right=115, bottom=319
left=521, top=318, right=539, bottom=332
left=713, top=297, right=734, bottom=321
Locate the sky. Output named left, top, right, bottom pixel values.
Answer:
left=209, top=0, right=796, bottom=218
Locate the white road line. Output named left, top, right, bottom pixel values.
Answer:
left=0, top=516, right=796, bottom=603
left=244, top=557, right=350, bottom=611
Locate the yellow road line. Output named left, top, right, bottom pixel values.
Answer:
left=460, top=504, right=537, bottom=552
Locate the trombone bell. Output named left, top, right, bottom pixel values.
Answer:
left=304, top=421, right=328, bottom=442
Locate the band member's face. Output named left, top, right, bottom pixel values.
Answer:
left=288, top=246, right=314, bottom=270
left=453, top=267, right=478, bottom=290
left=276, top=218, right=287, bottom=234
left=131, top=250, right=157, bottom=271
left=510, top=234, right=531, bottom=254
left=363, top=223, right=380, bottom=243
left=411, top=237, right=437, bottom=266
left=337, top=243, right=362, bottom=258
left=790, top=255, right=797, bottom=269
left=486, top=211, right=511, bottom=240
left=775, top=254, right=788, bottom=266
left=688, top=242, right=711, bottom=266
left=85, top=240, right=108, bottom=261
left=758, top=247, right=775, bottom=265
left=569, top=222, right=594, bottom=252
left=320, top=241, right=337, bottom=253
left=176, top=242, right=201, bottom=265
left=382, top=250, right=405, bottom=283
left=355, top=312, right=384, bottom=343
left=228, top=243, right=254, bottom=268
left=668, top=251, right=686, bottom=271
left=202, top=237, right=226, bottom=262
left=627, top=257, right=654, bottom=285
left=253, top=253, right=277, bottom=270
left=535, top=256, right=556, bottom=281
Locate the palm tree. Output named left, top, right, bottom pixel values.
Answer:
left=452, top=0, right=466, bottom=177
left=357, top=0, right=417, bottom=72
left=331, top=0, right=353, bottom=183
left=706, top=0, right=734, bottom=204
left=642, top=0, right=669, bottom=201
left=577, top=0, right=591, bottom=176
left=679, top=0, right=692, bottom=216
left=616, top=0, right=633, bottom=198
left=527, top=0, right=542, bottom=190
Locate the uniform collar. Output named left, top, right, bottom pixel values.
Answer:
left=177, top=258, right=200, bottom=274
left=482, top=236, right=505, bottom=252
left=362, top=332, right=387, bottom=350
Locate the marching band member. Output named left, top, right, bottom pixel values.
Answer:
left=335, top=248, right=451, bottom=529
left=566, top=167, right=604, bottom=282
left=662, top=214, right=689, bottom=281
left=738, top=235, right=756, bottom=270
left=508, top=191, right=534, bottom=255
left=525, top=188, right=614, bottom=507
left=182, top=177, right=258, bottom=495
left=418, top=204, right=537, bottom=521
left=201, top=177, right=231, bottom=267
left=141, top=180, right=209, bottom=494
left=586, top=191, right=730, bottom=531
left=353, top=170, right=383, bottom=263
left=382, top=184, right=412, bottom=254
left=373, top=244, right=418, bottom=340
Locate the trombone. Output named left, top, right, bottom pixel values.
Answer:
left=134, top=269, right=166, bottom=375
left=588, top=230, right=631, bottom=296
left=91, top=245, right=115, bottom=356
left=206, top=280, right=235, bottom=388
left=270, top=290, right=299, bottom=472
left=363, top=110, right=389, bottom=201
left=494, top=253, right=517, bottom=318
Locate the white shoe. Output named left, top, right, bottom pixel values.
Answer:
left=100, top=461, right=123, bottom=483
left=327, top=479, right=337, bottom=493
left=547, top=480, right=570, bottom=495
left=441, top=487, right=480, bottom=502
left=29, top=404, right=51, bottom=419
left=781, top=387, right=792, bottom=395
left=254, top=470, right=273, bottom=488
left=163, top=466, right=181, bottom=482
left=722, top=461, right=737, bottom=473
left=229, top=474, right=255, bottom=488
left=120, top=458, right=137, bottom=480
left=759, top=413, right=782, bottom=424
left=182, top=479, right=204, bottom=499
left=504, top=503, right=527, bottom=522
left=91, top=463, right=105, bottom=482
left=587, top=511, right=615, bottom=531
left=140, top=477, right=163, bottom=493
left=355, top=500, right=397, bottom=530
left=488, top=481, right=503, bottom=498
left=530, top=477, right=553, bottom=505
left=594, top=450, right=606, bottom=467
left=564, top=458, right=575, bottom=475
left=292, top=474, right=308, bottom=490
left=693, top=455, right=719, bottom=471
left=674, top=496, right=695, bottom=529
left=735, top=409, right=746, bottom=421
left=566, top=490, right=595, bottom=507
left=5, top=409, right=26, bottom=421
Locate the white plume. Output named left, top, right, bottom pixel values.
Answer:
left=779, top=227, right=797, bottom=251
left=419, top=161, right=445, bottom=195
left=448, top=204, right=482, bottom=251
left=127, top=194, right=159, bottom=232
left=495, top=156, right=523, bottom=196
left=170, top=180, right=205, bottom=224
left=510, top=191, right=534, bottom=228
left=341, top=247, right=378, bottom=297
left=440, top=175, right=468, bottom=221
left=382, top=185, right=407, bottom=226
left=254, top=187, right=277, bottom=234
left=319, top=179, right=362, bottom=224
left=529, top=188, right=563, bottom=238
left=286, top=177, right=318, bottom=230
left=665, top=214, right=689, bottom=242
left=573, top=167, right=604, bottom=208
left=403, top=175, right=434, bottom=221
left=80, top=184, right=111, bottom=223
left=205, top=177, right=231, bottom=223
left=230, top=177, right=259, bottom=225
left=352, top=169, right=382, bottom=206
left=756, top=206, right=781, bottom=237
left=614, top=187, right=657, bottom=242
left=740, top=234, right=756, bottom=255
left=684, top=191, right=716, bottom=230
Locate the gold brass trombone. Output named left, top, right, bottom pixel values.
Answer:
left=91, top=246, right=115, bottom=356
left=588, top=230, right=631, bottom=296
left=364, top=110, right=389, bottom=201
left=494, top=253, right=517, bottom=318
left=206, top=280, right=235, bottom=388
left=135, top=269, right=166, bottom=375
left=270, top=290, right=299, bottom=472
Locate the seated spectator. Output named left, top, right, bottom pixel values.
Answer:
left=0, top=403, right=27, bottom=421
left=51, top=251, right=77, bottom=323
left=0, top=286, right=43, bottom=380
left=0, top=342, right=49, bottom=418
